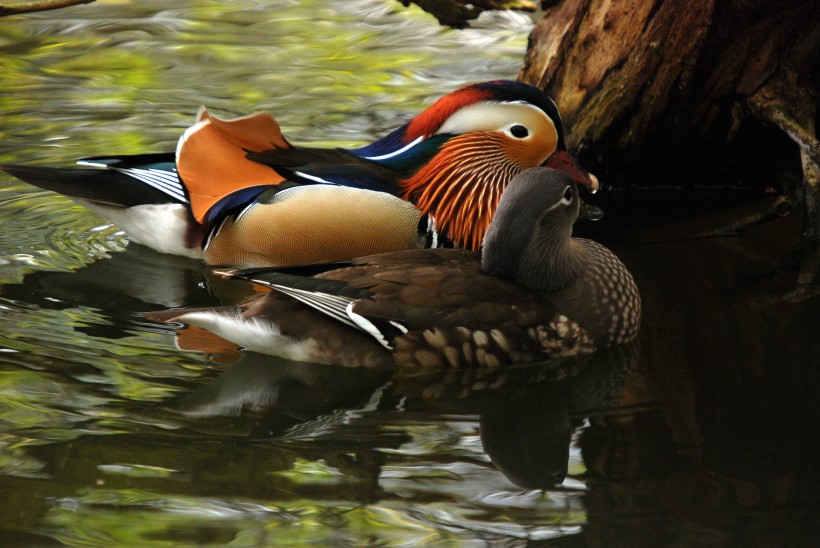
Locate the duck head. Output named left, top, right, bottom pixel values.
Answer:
left=482, top=167, right=584, bottom=293
left=353, top=80, right=598, bottom=251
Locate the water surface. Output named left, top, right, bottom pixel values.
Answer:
left=1, top=1, right=819, bottom=545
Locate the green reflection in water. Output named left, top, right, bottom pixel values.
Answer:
left=42, top=486, right=580, bottom=545
left=0, top=0, right=557, bottom=544
left=271, top=458, right=348, bottom=486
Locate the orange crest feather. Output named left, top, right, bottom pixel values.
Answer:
left=405, top=87, right=492, bottom=141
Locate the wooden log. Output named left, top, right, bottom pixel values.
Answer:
left=520, top=1, right=819, bottom=203
left=0, top=0, right=94, bottom=17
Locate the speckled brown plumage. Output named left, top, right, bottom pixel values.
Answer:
left=148, top=167, right=640, bottom=368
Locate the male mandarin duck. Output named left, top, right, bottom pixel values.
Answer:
left=147, top=168, right=640, bottom=368
left=2, top=80, right=598, bottom=268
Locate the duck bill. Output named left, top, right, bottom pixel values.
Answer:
left=543, top=150, right=599, bottom=193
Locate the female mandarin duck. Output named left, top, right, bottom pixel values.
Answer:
left=2, top=80, right=598, bottom=268
left=147, top=168, right=640, bottom=368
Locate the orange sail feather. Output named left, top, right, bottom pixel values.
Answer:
left=177, top=108, right=292, bottom=223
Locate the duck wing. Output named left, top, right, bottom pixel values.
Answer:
left=245, top=147, right=401, bottom=194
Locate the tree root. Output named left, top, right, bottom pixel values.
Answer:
left=702, top=185, right=801, bottom=238
left=746, top=74, right=819, bottom=289
left=0, top=0, right=94, bottom=17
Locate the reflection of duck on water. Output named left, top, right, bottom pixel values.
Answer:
left=401, top=344, right=642, bottom=490
left=0, top=245, right=205, bottom=340
left=166, top=344, right=641, bottom=490
left=0, top=244, right=252, bottom=341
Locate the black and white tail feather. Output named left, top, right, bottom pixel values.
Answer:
left=76, top=155, right=189, bottom=204
left=223, top=270, right=409, bottom=350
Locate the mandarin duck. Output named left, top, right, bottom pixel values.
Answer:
left=2, top=80, right=598, bottom=268
left=147, top=167, right=640, bottom=368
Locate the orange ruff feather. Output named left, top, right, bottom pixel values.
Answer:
left=401, top=132, right=518, bottom=252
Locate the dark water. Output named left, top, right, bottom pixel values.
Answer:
left=1, top=2, right=819, bottom=545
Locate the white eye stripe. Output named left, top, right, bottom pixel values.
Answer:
left=540, top=186, right=575, bottom=214
left=436, top=101, right=554, bottom=136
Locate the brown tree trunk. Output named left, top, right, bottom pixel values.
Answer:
left=519, top=0, right=820, bottom=243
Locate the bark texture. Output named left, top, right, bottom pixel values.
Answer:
left=520, top=0, right=820, bottom=240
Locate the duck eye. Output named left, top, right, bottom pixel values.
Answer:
left=509, top=124, right=529, bottom=138
left=562, top=186, right=573, bottom=203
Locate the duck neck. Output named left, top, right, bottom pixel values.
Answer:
left=517, top=227, right=586, bottom=293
